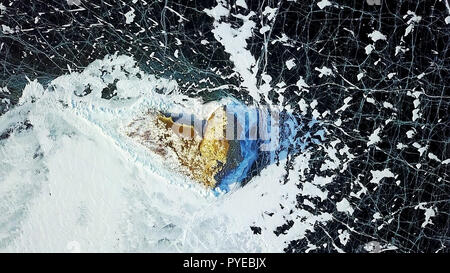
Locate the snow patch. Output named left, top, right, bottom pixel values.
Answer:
left=317, top=0, right=332, bottom=9
left=336, top=198, right=354, bottom=215
left=370, top=169, right=395, bottom=184
left=124, top=8, right=136, bottom=24
left=368, top=30, right=386, bottom=42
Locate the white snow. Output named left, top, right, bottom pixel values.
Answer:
left=296, top=76, right=309, bottom=92
left=300, top=182, right=328, bottom=201
left=124, top=8, right=136, bottom=24
left=315, top=66, right=333, bottom=78
left=412, top=142, right=427, bottom=156
left=428, top=153, right=441, bottom=162
left=396, top=143, right=407, bottom=149
left=338, top=230, right=350, bottom=246
left=395, top=45, right=408, bottom=56
left=370, top=169, right=395, bottom=184
left=312, top=175, right=334, bottom=186
left=368, top=30, right=386, bottom=42
left=336, top=198, right=354, bottom=215
left=285, top=59, right=296, bottom=70
left=406, top=129, right=416, bottom=138
left=18, top=79, right=45, bottom=105
left=298, top=99, right=308, bottom=115
left=357, top=72, right=364, bottom=81
left=387, top=72, right=396, bottom=79
left=0, top=54, right=329, bottom=252
left=367, top=127, right=381, bottom=146
left=204, top=2, right=229, bottom=20
left=1, top=25, right=14, bottom=34
left=205, top=3, right=261, bottom=101
left=317, top=0, right=332, bottom=9
left=263, top=6, right=277, bottom=22
left=365, top=44, right=375, bottom=55
left=415, top=203, right=436, bottom=228
left=373, top=212, right=382, bottom=220
left=366, top=96, right=376, bottom=104
left=336, top=97, right=352, bottom=113
left=66, top=0, right=81, bottom=6
left=412, top=108, right=421, bottom=121
left=259, top=25, right=270, bottom=34
left=403, top=11, right=422, bottom=38
left=383, top=102, right=393, bottom=109
left=236, top=0, right=248, bottom=9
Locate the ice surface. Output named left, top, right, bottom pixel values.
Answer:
left=0, top=0, right=448, bottom=253
left=0, top=54, right=320, bottom=252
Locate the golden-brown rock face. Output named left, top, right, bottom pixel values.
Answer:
left=198, top=107, right=229, bottom=186
left=124, top=107, right=229, bottom=188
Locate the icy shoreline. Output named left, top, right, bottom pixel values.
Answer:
left=0, top=54, right=319, bottom=252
